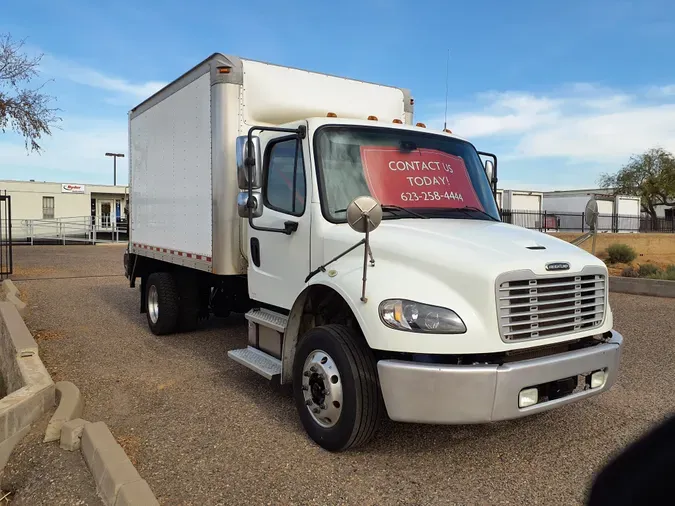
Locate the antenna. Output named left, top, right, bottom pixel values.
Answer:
left=444, top=48, right=450, bottom=131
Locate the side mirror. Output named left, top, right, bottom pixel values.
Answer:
left=237, top=190, right=263, bottom=218
left=484, top=159, right=494, bottom=184
left=346, top=196, right=383, bottom=234
left=236, top=136, right=262, bottom=190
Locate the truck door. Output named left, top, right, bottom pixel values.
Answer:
left=247, top=132, right=311, bottom=309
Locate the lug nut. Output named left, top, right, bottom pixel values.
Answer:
left=310, top=366, right=317, bottom=373
left=302, top=385, right=309, bottom=391
left=305, top=399, right=313, bottom=405
left=303, top=371, right=311, bottom=377
left=312, top=408, right=320, bottom=414
left=320, top=404, right=326, bottom=410
left=323, top=390, right=330, bottom=396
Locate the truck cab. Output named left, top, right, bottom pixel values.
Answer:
left=125, top=53, right=623, bottom=452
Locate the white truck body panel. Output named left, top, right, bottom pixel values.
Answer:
left=130, top=72, right=213, bottom=267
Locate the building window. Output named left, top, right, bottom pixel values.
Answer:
left=42, top=196, right=55, bottom=219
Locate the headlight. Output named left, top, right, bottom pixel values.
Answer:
left=379, top=299, right=466, bottom=334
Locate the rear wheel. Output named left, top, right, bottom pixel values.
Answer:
left=146, top=272, right=179, bottom=335
left=292, top=324, right=383, bottom=451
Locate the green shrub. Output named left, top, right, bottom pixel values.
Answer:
left=638, top=263, right=662, bottom=278
left=606, top=244, right=637, bottom=264
left=621, top=266, right=639, bottom=278
left=661, top=265, right=675, bottom=281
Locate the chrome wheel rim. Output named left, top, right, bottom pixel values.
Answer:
left=302, top=350, right=343, bottom=428
left=148, top=285, right=159, bottom=324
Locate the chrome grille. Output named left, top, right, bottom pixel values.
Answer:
left=497, top=270, right=606, bottom=342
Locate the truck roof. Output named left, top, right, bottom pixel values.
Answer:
left=303, top=116, right=470, bottom=144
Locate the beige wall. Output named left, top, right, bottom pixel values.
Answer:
left=0, top=180, right=128, bottom=221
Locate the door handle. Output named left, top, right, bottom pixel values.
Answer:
left=284, top=221, right=298, bottom=235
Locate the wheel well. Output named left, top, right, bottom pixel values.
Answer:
left=281, top=284, right=363, bottom=384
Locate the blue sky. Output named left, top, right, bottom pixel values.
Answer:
left=2, top=0, right=675, bottom=190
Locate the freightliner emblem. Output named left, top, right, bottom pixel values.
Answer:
left=546, top=262, right=571, bottom=271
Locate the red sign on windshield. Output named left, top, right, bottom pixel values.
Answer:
left=360, top=146, right=484, bottom=210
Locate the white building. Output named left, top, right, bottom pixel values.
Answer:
left=0, top=180, right=129, bottom=242
left=542, top=188, right=641, bottom=233
left=496, top=189, right=547, bottom=229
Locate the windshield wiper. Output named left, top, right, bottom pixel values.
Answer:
left=443, top=206, right=500, bottom=222
left=380, top=205, right=429, bottom=219
left=334, top=204, right=428, bottom=219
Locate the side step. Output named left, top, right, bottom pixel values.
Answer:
left=245, top=308, right=288, bottom=332
left=228, top=347, right=282, bottom=380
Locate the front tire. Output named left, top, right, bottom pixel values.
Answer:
left=146, top=272, right=179, bottom=335
left=292, top=324, right=383, bottom=451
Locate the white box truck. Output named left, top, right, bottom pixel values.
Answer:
left=124, top=53, right=623, bottom=451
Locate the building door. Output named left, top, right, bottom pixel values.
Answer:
left=100, top=201, right=112, bottom=229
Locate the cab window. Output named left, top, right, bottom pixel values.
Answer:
left=264, top=138, right=306, bottom=216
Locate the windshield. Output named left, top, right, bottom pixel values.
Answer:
left=314, top=126, right=500, bottom=222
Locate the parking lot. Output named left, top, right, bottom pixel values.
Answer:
left=7, top=244, right=675, bottom=505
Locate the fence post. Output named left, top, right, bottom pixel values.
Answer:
left=581, top=212, right=585, bottom=233
left=543, top=210, right=547, bottom=232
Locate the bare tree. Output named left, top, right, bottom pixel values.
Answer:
left=0, top=33, right=61, bottom=153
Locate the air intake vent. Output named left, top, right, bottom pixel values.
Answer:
left=496, top=267, right=606, bottom=342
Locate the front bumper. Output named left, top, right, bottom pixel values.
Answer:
left=377, top=330, right=623, bottom=424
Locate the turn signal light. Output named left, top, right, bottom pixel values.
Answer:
left=326, top=112, right=337, bottom=118
left=217, top=66, right=231, bottom=74
left=393, top=119, right=403, bottom=124
left=416, top=122, right=426, bottom=128
left=368, top=115, right=378, bottom=121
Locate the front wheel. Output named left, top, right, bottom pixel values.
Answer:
left=292, top=324, right=384, bottom=451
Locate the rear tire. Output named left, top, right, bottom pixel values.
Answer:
left=146, top=272, right=179, bottom=335
left=292, top=324, right=383, bottom=452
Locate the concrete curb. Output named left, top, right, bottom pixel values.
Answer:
left=81, top=422, right=159, bottom=506
left=609, top=276, right=675, bottom=298
left=0, top=302, right=55, bottom=473
left=44, top=381, right=84, bottom=442
left=1, top=280, right=27, bottom=317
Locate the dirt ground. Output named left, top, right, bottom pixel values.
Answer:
left=6, top=244, right=675, bottom=505
left=553, top=233, right=675, bottom=275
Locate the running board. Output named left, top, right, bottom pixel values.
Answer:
left=245, top=308, right=288, bottom=332
left=228, top=347, right=282, bottom=380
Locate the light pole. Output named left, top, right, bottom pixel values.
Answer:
left=105, top=152, right=125, bottom=186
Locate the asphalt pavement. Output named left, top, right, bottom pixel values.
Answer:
left=7, top=244, right=675, bottom=506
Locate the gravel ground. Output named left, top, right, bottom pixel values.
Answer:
left=2, top=409, right=100, bottom=505
left=7, top=244, right=675, bottom=506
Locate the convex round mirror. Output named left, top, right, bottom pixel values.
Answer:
left=585, top=197, right=599, bottom=229
left=346, top=196, right=382, bottom=234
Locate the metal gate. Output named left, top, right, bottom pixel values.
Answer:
left=0, top=194, right=12, bottom=277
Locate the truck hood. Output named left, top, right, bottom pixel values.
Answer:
left=323, top=218, right=606, bottom=280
